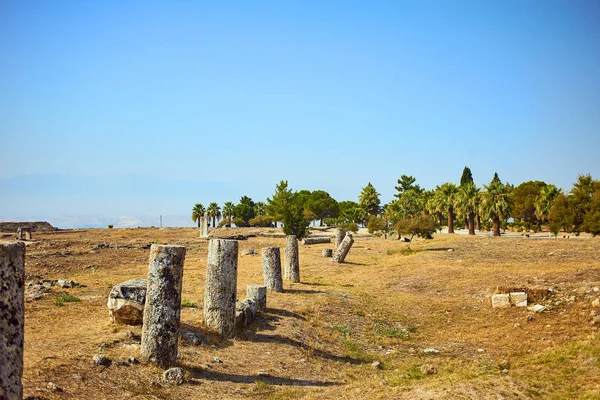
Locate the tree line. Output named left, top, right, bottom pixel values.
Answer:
left=192, top=168, right=600, bottom=239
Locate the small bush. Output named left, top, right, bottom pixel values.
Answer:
left=217, top=219, right=231, bottom=228
left=249, top=215, right=274, bottom=227
left=233, top=217, right=248, bottom=227
left=107, top=224, right=114, bottom=229
left=340, top=222, right=359, bottom=233
left=181, top=299, right=197, bottom=308
left=55, top=295, right=81, bottom=307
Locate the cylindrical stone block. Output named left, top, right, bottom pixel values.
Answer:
left=302, top=236, right=331, bottom=245
left=262, top=247, right=283, bottom=292
left=246, top=285, right=267, bottom=310
left=284, top=235, right=300, bottom=283
left=0, top=242, right=25, bottom=400
left=332, top=235, right=354, bottom=263
left=335, top=228, right=346, bottom=249
left=322, top=248, right=333, bottom=257
left=204, top=239, right=238, bottom=338
left=141, top=244, right=186, bottom=368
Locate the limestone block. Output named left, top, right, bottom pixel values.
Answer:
left=492, top=294, right=510, bottom=308
left=107, top=278, right=148, bottom=325
left=510, top=292, right=527, bottom=307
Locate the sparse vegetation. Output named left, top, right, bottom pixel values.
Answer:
left=55, top=295, right=81, bottom=307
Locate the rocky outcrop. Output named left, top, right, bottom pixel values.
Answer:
left=0, top=221, right=56, bottom=232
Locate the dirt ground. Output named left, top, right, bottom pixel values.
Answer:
left=12, top=227, right=600, bottom=399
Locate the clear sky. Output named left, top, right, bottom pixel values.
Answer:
left=1, top=0, right=599, bottom=228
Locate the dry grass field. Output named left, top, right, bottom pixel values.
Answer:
left=15, top=227, right=600, bottom=399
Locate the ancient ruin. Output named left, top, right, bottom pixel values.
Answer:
left=262, top=247, right=283, bottom=292
left=204, top=239, right=238, bottom=338
left=0, top=242, right=25, bottom=399
left=140, top=244, right=186, bottom=368
left=335, top=228, right=346, bottom=248
left=332, top=234, right=354, bottom=263
left=302, top=236, right=331, bottom=245
left=284, top=235, right=300, bottom=282
left=107, top=278, right=147, bottom=325
left=246, top=284, right=267, bottom=310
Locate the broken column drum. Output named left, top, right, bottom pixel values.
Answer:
left=246, top=285, right=267, bottom=310
left=0, top=242, right=25, bottom=400
left=332, top=234, right=354, bottom=263
left=322, top=248, right=333, bottom=257
left=262, top=247, right=283, bottom=292
left=204, top=239, right=238, bottom=338
left=140, top=244, right=186, bottom=368
left=335, top=228, right=346, bottom=249
left=284, top=235, right=300, bottom=283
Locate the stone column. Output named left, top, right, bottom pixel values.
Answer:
left=140, top=244, right=186, bottom=368
left=332, top=234, right=354, bottom=263
left=335, top=228, right=346, bottom=249
left=262, top=247, right=283, bottom=292
left=199, top=214, right=209, bottom=238
left=284, top=235, right=300, bottom=283
left=0, top=242, right=25, bottom=400
left=204, top=239, right=238, bottom=338
left=246, top=285, right=267, bottom=310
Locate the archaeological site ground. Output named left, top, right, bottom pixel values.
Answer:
left=5, top=227, right=600, bottom=399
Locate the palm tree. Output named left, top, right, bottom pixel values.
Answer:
left=535, top=184, right=561, bottom=226
left=359, top=182, right=381, bottom=217
left=438, top=182, right=458, bottom=233
left=426, top=190, right=445, bottom=226
left=254, top=201, right=266, bottom=216
left=191, top=203, right=205, bottom=228
left=223, top=202, right=235, bottom=224
left=455, top=182, right=480, bottom=235
left=207, top=202, right=221, bottom=228
left=480, top=180, right=514, bottom=237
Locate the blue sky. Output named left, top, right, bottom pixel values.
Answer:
left=1, top=0, right=599, bottom=228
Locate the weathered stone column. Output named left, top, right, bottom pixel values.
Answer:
left=284, top=235, right=300, bottom=283
left=199, top=214, right=209, bottom=238
left=141, top=244, right=186, bottom=368
left=204, top=239, right=238, bottom=338
left=335, top=228, right=346, bottom=249
left=0, top=242, right=25, bottom=400
left=262, top=247, right=283, bottom=292
left=332, top=235, right=354, bottom=263
left=246, top=285, right=267, bottom=310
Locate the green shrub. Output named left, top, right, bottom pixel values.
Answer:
left=249, top=215, right=274, bottom=227
left=181, top=299, right=197, bottom=308
left=107, top=224, right=114, bottom=229
left=340, top=222, right=359, bottom=233
left=55, top=295, right=81, bottom=307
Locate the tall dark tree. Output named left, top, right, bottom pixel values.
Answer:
left=492, top=172, right=501, bottom=184
left=359, top=183, right=381, bottom=217
left=438, top=182, right=458, bottom=233
left=266, top=180, right=311, bottom=238
left=511, top=181, right=547, bottom=229
left=460, top=166, right=474, bottom=186
left=570, top=174, right=600, bottom=233
left=306, top=190, right=339, bottom=226
left=233, top=196, right=255, bottom=227
left=394, top=175, right=423, bottom=198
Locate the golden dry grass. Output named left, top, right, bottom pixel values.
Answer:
left=18, top=227, right=600, bottom=399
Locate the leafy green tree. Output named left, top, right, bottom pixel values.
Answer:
left=455, top=182, right=480, bottom=235
left=583, top=191, right=600, bottom=236
left=359, top=182, right=381, bottom=217
left=437, top=182, right=459, bottom=233
left=426, top=190, right=445, bottom=226
left=254, top=201, right=267, bottom=216
left=306, top=190, right=339, bottom=226
left=480, top=179, right=514, bottom=237
left=491, top=172, right=501, bottom=184
left=394, top=175, right=423, bottom=198
left=344, top=205, right=368, bottom=226
left=534, top=184, right=561, bottom=225
left=367, top=215, right=392, bottom=239
left=394, top=216, right=437, bottom=248
left=267, top=181, right=311, bottom=238
left=233, top=196, right=255, bottom=227
left=191, top=203, right=205, bottom=228
left=548, top=194, right=573, bottom=236
left=460, top=166, right=474, bottom=186
left=223, top=202, right=235, bottom=224
left=511, top=181, right=546, bottom=229
left=207, top=202, right=221, bottom=228
left=570, top=174, right=600, bottom=233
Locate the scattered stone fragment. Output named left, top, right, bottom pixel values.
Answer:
left=447, top=248, right=455, bottom=252
left=592, top=298, right=600, bottom=308
left=420, top=364, right=437, bottom=375
left=371, top=361, right=381, bottom=369
left=514, top=323, right=521, bottom=328
left=242, top=248, right=255, bottom=256
left=246, top=285, right=267, bottom=310
left=423, top=348, right=439, bottom=354
left=594, top=287, right=599, bottom=293
left=256, top=371, right=270, bottom=377
left=213, top=356, right=223, bottom=363
left=528, top=304, right=546, bottom=313
left=121, top=330, right=140, bottom=342
left=501, top=369, right=509, bottom=374
left=477, top=348, right=485, bottom=353
left=92, top=355, right=111, bottom=366
left=491, top=294, right=510, bottom=308
left=182, top=331, right=205, bottom=346
left=322, top=248, right=333, bottom=257
left=527, top=315, right=534, bottom=322
left=235, top=299, right=258, bottom=331
left=162, top=367, right=185, bottom=386
left=107, top=279, right=147, bottom=325
left=509, top=292, right=527, bottom=307
left=127, top=357, right=139, bottom=364
left=46, top=382, right=62, bottom=392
